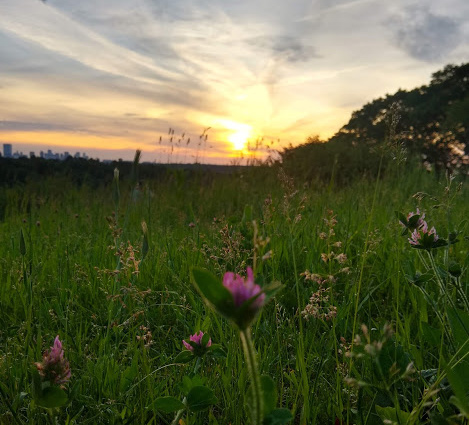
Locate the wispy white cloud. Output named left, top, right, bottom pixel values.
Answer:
left=0, top=0, right=183, bottom=85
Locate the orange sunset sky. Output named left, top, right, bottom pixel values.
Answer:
left=1, top=0, right=468, bottom=163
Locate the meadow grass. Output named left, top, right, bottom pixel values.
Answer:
left=0, top=163, right=468, bottom=424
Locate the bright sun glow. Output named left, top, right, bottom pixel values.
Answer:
left=219, top=119, right=252, bottom=151
left=228, top=129, right=250, bottom=150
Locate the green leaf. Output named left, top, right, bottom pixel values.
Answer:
left=120, top=355, right=138, bottom=393
left=181, top=375, right=206, bottom=395
left=421, top=322, right=441, bottom=348
left=447, top=360, right=469, bottom=418
left=375, top=405, right=410, bottom=425
left=410, top=271, right=434, bottom=286
left=432, top=238, right=449, bottom=248
left=242, top=204, right=253, bottom=223
left=449, top=395, right=469, bottom=419
left=261, top=375, right=277, bottom=416
left=234, top=281, right=283, bottom=329
left=263, top=408, right=293, bottom=425
left=235, top=293, right=266, bottom=329
left=375, top=339, right=412, bottom=382
left=208, top=344, right=227, bottom=358
left=36, top=386, right=68, bottom=408
left=395, top=211, right=407, bottom=225
left=448, top=231, right=460, bottom=245
left=174, top=350, right=195, bottom=363
left=408, top=214, right=421, bottom=228
left=153, top=396, right=185, bottom=413
left=448, top=261, right=462, bottom=277
left=191, top=268, right=235, bottom=319
left=201, top=332, right=211, bottom=346
left=31, top=369, right=42, bottom=401
left=186, top=386, right=217, bottom=412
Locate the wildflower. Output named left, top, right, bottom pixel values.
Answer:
left=223, top=267, right=265, bottom=309
left=335, top=253, right=347, bottom=264
left=398, top=208, right=426, bottom=231
left=321, top=253, right=330, bottom=263
left=191, top=266, right=279, bottom=331
left=262, top=250, right=272, bottom=261
left=302, top=271, right=323, bottom=285
left=35, top=336, right=71, bottom=387
left=302, top=287, right=337, bottom=321
left=408, top=222, right=442, bottom=249
left=407, top=208, right=425, bottom=223
left=182, top=331, right=212, bottom=352
left=137, top=325, right=153, bottom=347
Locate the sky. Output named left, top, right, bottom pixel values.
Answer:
left=0, top=0, right=468, bottom=163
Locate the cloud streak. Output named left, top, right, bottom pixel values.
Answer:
left=0, top=1, right=182, bottom=85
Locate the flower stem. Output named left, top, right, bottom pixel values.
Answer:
left=171, top=400, right=186, bottom=425
left=171, top=356, right=202, bottom=425
left=240, top=328, right=263, bottom=425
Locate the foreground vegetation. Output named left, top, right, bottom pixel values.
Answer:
left=0, top=156, right=468, bottom=424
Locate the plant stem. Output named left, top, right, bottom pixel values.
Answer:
left=171, top=398, right=186, bottom=425
left=171, top=357, right=202, bottom=425
left=240, top=328, right=263, bottom=425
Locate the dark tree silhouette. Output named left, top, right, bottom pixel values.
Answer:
left=281, top=62, right=469, bottom=181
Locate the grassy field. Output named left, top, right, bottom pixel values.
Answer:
left=0, top=160, right=468, bottom=424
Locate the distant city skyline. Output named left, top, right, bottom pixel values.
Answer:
left=2, top=143, right=89, bottom=160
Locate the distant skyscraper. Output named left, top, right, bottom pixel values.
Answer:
left=3, top=144, right=12, bottom=158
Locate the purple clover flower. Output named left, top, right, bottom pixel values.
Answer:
left=400, top=208, right=426, bottom=230
left=182, top=331, right=212, bottom=352
left=409, top=221, right=439, bottom=248
left=407, top=208, right=425, bottom=224
left=223, top=267, right=265, bottom=309
left=35, top=336, right=71, bottom=387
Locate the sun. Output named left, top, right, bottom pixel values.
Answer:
left=219, top=120, right=252, bottom=151
left=228, top=129, right=251, bottom=151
